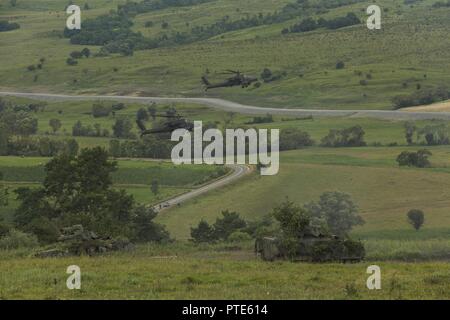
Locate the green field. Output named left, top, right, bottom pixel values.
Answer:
left=1, top=243, right=450, bottom=299
left=159, top=146, right=450, bottom=242
left=0, top=156, right=227, bottom=222
left=2, top=0, right=450, bottom=300
left=2, top=0, right=450, bottom=109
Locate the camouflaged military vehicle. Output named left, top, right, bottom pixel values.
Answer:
left=35, top=225, right=133, bottom=258
left=255, top=232, right=365, bottom=263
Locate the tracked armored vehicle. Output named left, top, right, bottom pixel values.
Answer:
left=255, top=232, right=365, bottom=263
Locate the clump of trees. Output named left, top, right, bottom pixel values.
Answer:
left=396, top=149, right=432, bottom=168
left=0, top=20, right=20, bottom=32
left=403, top=122, right=450, bottom=146
left=72, top=121, right=109, bottom=137
left=280, top=128, right=314, bottom=151
left=49, top=119, right=62, bottom=134
left=245, top=114, right=274, bottom=124
left=92, top=103, right=112, bottom=118
left=260, top=68, right=286, bottom=83
left=407, top=209, right=425, bottom=231
left=190, top=210, right=248, bottom=243
left=190, top=191, right=364, bottom=246
left=304, top=192, right=365, bottom=237
left=7, top=137, right=79, bottom=157
left=285, top=13, right=361, bottom=34
left=321, top=126, right=366, bottom=147
left=109, top=136, right=173, bottom=159
left=13, top=147, right=170, bottom=244
left=392, top=86, right=450, bottom=109
left=113, top=118, right=135, bottom=139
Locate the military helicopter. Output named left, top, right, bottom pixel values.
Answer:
left=136, top=111, right=194, bottom=137
left=201, top=70, right=258, bottom=91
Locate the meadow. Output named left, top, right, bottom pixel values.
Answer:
left=2, top=0, right=450, bottom=300
left=159, top=146, right=450, bottom=243
left=1, top=0, right=450, bottom=109
left=1, top=243, right=450, bottom=299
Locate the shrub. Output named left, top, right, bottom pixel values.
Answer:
left=70, top=51, right=83, bottom=59
left=280, top=128, right=314, bottom=150
left=407, top=209, right=425, bottom=231
left=0, top=229, right=39, bottom=250
left=396, top=149, right=432, bottom=168
left=336, top=61, right=345, bottom=69
left=92, top=103, right=112, bottom=118
left=227, top=231, right=252, bottom=242
left=190, top=220, right=215, bottom=243
left=66, top=58, right=78, bottom=66
left=321, top=126, right=366, bottom=147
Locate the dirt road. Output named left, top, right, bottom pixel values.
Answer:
left=2, top=91, right=450, bottom=120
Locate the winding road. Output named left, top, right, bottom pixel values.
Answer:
left=2, top=91, right=450, bottom=120
left=2, top=90, right=450, bottom=210
left=152, top=164, right=252, bottom=212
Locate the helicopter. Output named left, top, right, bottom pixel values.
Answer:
left=136, top=112, right=194, bottom=137
left=201, top=70, right=258, bottom=91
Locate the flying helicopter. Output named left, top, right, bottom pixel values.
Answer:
left=136, top=112, right=194, bottom=137
left=201, top=70, right=258, bottom=91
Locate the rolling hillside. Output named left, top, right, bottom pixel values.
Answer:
left=1, top=0, right=450, bottom=109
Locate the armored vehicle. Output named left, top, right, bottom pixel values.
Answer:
left=255, top=233, right=365, bottom=263
left=35, top=225, right=133, bottom=258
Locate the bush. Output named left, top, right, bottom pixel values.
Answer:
left=407, top=209, right=425, bottom=231
left=321, top=126, right=366, bottom=147
left=190, top=220, right=215, bottom=243
left=92, top=103, right=112, bottom=118
left=336, top=61, right=345, bottom=69
left=213, top=210, right=247, bottom=241
left=227, top=231, right=252, bottom=242
left=280, top=128, right=314, bottom=150
left=0, top=229, right=39, bottom=250
left=66, top=58, right=78, bottom=66
left=396, top=149, right=432, bottom=168
left=0, top=20, right=20, bottom=32
left=70, top=51, right=83, bottom=59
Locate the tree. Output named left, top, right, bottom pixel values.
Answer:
left=137, top=108, right=149, bottom=121
left=404, top=122, right=416, bottom=145
left=305, top=192, right=364, bottom=237
left=336, top=61, right=345, bottom=69
left=212, top=210, right=247, bottom=241
left=407, top=209, right=424, bottom=231
left=151, top=179, right=159, bottom=195
left=81, top=47, right=91, bottom=58
left=147, top=103, right=157, bottom=120
left=272, top=199, right=311, bottom=239
left=113, top=118, right=134, bottom=138
left=66, top=57, right=78, bottom=66
left=261, top=68, right=273, bottom=82
left=14, top=148, right=139, bottom=242
left=396, top=149, right=432, bottom=168
left=0, top=172, right=8, bottom=207
left=132, top=205, right=170, bottom=242
left=280, top=128, right=314, bottom=150
left=70, top=51, right=83, bottom=59
left=49, top=118, right=62, bottom=134
left=190, top=220, right=215, bottom=243
left=92, top=103, right=111, bottom=118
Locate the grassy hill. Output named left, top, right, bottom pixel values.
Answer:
left=2, top=0, right=450, bottom=109
left=160, top=146, right=450, bottom=240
